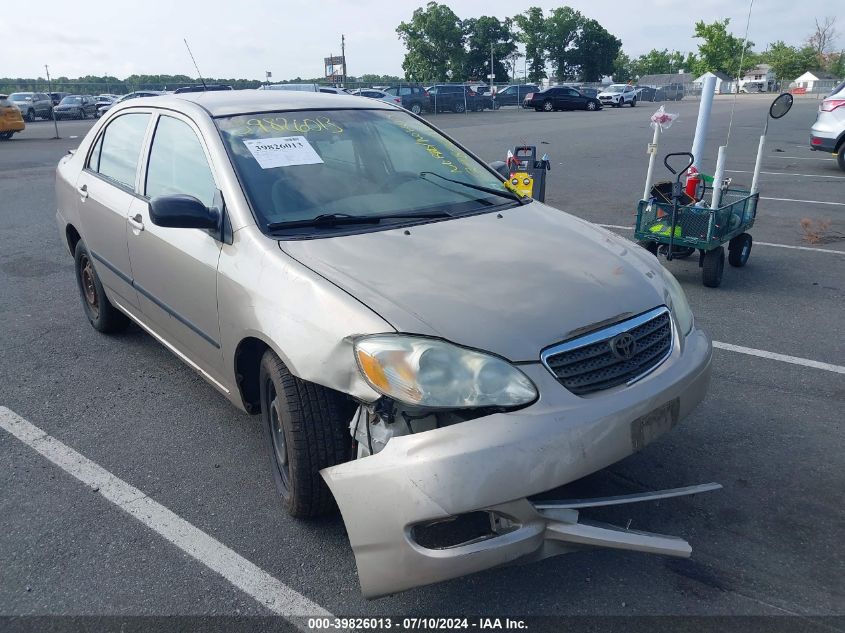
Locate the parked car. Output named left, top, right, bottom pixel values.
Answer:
left=174, top=84, right=233, bottom=94
left=598, top=84, right=638, bottom=107
left=381, top=86, right=431, bottom=115
left=0, top=94, right=25, bottom=140
left=54, top=95, right=98, bottom=120
left=427, top=84, right=482, bottom=112
left=97, top=91, right=165, bottom=117
left=258, top=83, right=349, bottom=94
left=659, top=83, right=685, bottom=101
left=493, top=84, right=540, bottom=108
left=350, top=88, right=402, bottom=107
left=49, top=92, right=70, bottom=106
left=524, top=86, right=602, bottom=112
left=56, top=90, right=711, bottom=598
left=8, top=92, right=53, bottom=121
left=95, top=95, right=117, bottom=111
left=810, top=86, right=845, bottom=171
left=578, top=87, right=599, bottom=98
left=636, top=86, right=660, bottom=102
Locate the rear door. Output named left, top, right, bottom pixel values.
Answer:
left=77, top=111, right=152, bottom=309
left=126, top=111, right=224, bottom=378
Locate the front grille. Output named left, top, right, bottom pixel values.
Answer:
left=541, top=308, right=672, bottom=396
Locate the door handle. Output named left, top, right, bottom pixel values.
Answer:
left=77, top=184, right=88, bottom=199
left=127, top=213, right=144, bottom=232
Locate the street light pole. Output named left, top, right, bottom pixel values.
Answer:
left=44, top=64, right=60, bottom=139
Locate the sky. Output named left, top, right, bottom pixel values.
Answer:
left=1, top=0, right=841, bottom=80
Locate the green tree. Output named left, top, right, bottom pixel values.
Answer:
left=463, top=16, right=517, bottom=81
left=692, top=19, right=756, bottom=76
left=514, top=7, right=547, bottom=83
left=570, top=18, right=620, bottom=81
left=396, top=2, right=465, bottom=81
left=612, top=51, right=632, bottom=82
left=761, top=41, right=818, bottom=83
left=544, top=6, right=583, bottom=80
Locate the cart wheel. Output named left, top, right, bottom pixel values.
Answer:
left=637, top=240, right=658, bottom=255
left=728, top=233, right=752, bottom=267
left=702, top=247, right=725, bottom=288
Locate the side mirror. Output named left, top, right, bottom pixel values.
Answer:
left=769, top=93, right=793, bottom=119
left=149, top=194, right=218, bottom=230
left=488, top=160, right=509, bottom=180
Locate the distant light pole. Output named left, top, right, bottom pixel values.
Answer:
left=265, top=70, right=272, bottom=87
left=44, top=64, right=60, bottom=139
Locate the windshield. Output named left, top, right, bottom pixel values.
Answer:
left=9, top=94, right=32, bottom=101
left=60, top=96, right=82, bottom=105
left=216, top=109, right=518, bottom=235
left=605, top=85, right=625, bottom=93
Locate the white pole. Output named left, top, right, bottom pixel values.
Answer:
left=642, top=124, right=661, bottom=200
left=750, top=134, right=766, bottom=194
left=711, top=145, right=727, bottom=208
left=690, top=75, right=717, bottom=171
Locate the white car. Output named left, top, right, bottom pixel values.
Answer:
left=349, top=88, right=402, bottom=107
left=598, top=84, right=638, bottom=108
left=810, top=85, right=845, bottom=171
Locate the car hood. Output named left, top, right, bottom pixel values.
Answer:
left=598, top=91, right=621, bottom=97
left=279, top=203, right=670, bottom=362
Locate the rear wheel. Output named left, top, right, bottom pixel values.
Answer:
left=410, top=103, right=422, bottom=115
left=259, top=350, right=355, bottom=517
left=837, top=144, right=845, bottom=172
left=26, top=109, right=35, bottom=122
left=702, top=246, right=725, bottom=287
left=74, top=241, right=130, bottom=333
left=630, top=97, right=637, bottom=107
left=452, top=102, right=465, bottom=113
left=728, top=232, right=753, bottom=267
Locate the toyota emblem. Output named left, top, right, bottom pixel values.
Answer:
left=609, top=333, right=636, bottom=360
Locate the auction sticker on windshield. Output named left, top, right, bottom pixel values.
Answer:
left=243, top=135, right=324, bottom=169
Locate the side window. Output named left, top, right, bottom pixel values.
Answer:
left=399, top=87, right=411, bottom=96
left=384, top=88, right=398, bottom=95
left=566, top=89, right=579, bottom=97
left=145, top=116, right=216, bottom=208
left=94, top=112, right=151, bottom=189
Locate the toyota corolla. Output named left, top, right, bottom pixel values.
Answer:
left=55, top=90, right=714, bottom=597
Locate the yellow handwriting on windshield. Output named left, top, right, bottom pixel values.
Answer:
left=388, top=115, right=461, bottom=173
left=240, top=116, right=343, bottom=136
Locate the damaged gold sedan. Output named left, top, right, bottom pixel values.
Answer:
left=55, top=90, right=715, bottom=598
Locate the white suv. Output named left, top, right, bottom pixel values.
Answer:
left=810, top=85, right=845, bottom=171
left=598, top=84, right=638, bottom=107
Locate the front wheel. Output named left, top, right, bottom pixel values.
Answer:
left=586, top=101, right=597, bottom=111
left=543, top=100, right=553, bottom=112
left=452, top=102, right=465, bottom=113
left=26, top=109, right=35, bottom=122
left=728, top=233, right=752, bottom=267
left=259, top=350, right=355, bottom=518
left=702, top=246, right=725, bottom=288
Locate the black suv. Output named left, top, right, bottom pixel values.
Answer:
left=382, top=86, right=430, bottom=114
left=427, top=85, right=482, bottom=113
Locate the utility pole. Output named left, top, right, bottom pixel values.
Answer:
left=341, top=34, right=347, bottom=88
left=44, top=64, right=60, bottom=139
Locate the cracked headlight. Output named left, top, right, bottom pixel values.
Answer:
left=662, top=269, right=694, bottom=335
left=354, top=335, right=538, bottom=409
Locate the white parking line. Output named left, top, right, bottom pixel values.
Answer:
left=0, top=407, right=332, bottom=626
left=712, top=342, right=845, bottom=374
left=726, top=169, right=845, bottom=179
left=597, top=225, right=845, bottom=255
left=760, top=196, right=845, bottom=206
left=767, top=155, right=835, bottom=161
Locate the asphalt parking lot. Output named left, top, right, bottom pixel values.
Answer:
left=0, top=97, right=843, bottom=631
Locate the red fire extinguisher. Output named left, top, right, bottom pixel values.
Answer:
left=684, top=165, right=701, bottom=198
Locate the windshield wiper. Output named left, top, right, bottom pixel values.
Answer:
left=419, top=171, right=527, bottom=204
left=266, top=210, right=450, bottom=231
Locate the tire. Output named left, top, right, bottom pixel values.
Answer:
left=74, top=241, right=130, bottom=333
left=259, top=350, right=354, bottom=518
left=728, top=232, right=753, bottom=267
left=0, top=131, right=12, bottom=140
left=543, top=100, right=553, bottom=112
left=26, top=109, right=35, bottom=122
left=637, top=240, right=658, bottom=255
left=452, top=102, right=465, bottom=113
left=837, top=144, right=845, bottom=172
left=410, top=103, right=422, bottom=115
left=702, top=246, right=725, bottom=288
left=630, top=97, right=637, bottom=107
left=586, top=101, right=597, bottom=111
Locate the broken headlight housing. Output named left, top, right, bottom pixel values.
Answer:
left=354, top=335, right=538, bottom=409
left=662, top=269, right=694, bottom=335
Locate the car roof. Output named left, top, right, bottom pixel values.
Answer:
left=135, top=89, right=395, bottom=117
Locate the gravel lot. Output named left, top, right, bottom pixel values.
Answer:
left=0, top=96, right=842, bottom=632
